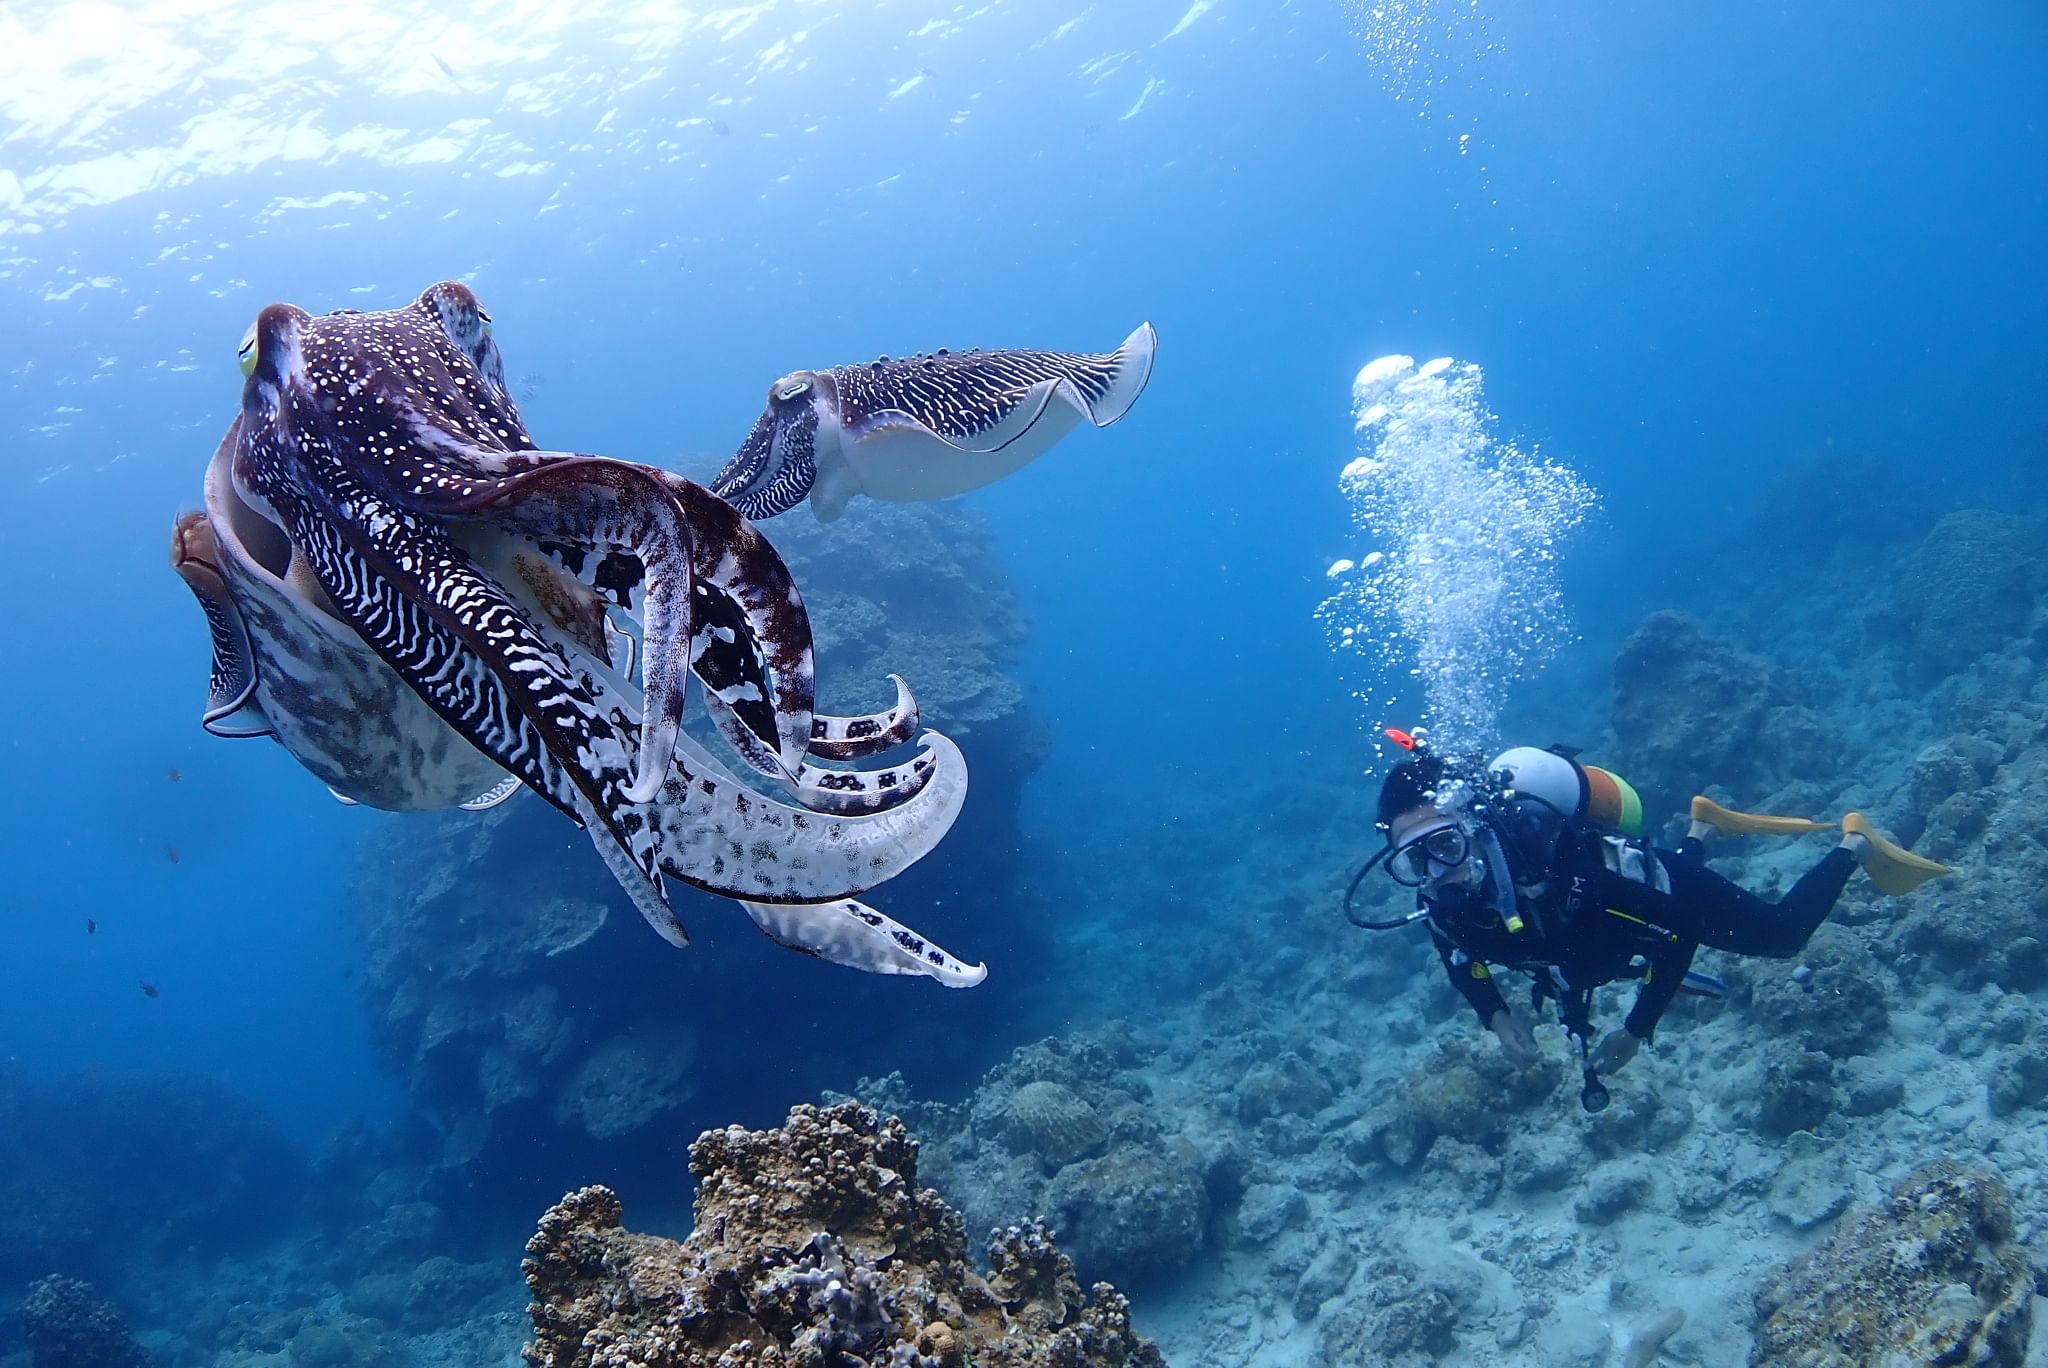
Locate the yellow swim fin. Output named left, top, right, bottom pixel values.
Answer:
left=1842, top=812, right=1954, bottom=895
left=1689, top=795, right=1833, bottom=837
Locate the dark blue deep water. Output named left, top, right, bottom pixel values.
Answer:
left=1, top=2, right=2044, bottom=1363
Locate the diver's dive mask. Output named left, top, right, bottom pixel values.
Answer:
left=1385, top=822, right=1474, bottom=888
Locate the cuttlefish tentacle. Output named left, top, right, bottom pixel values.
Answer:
left=240, top=470, right=683, bottom=938
left=807, top=674, right=920, bottom=760
left=739, top=898, right=986, bottom=987
left=709, top=377, right=820, bottom=521
left=419, top=457, right=707, bottom=805
left=460, top=775, right=525, bottom=811
left=784, top=748, right=942, bottom=816
left=655, top=470, right=814, bottom=778
left=708, top=323, right=1157, bottom=522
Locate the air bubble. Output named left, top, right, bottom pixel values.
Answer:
left=1316, top=354, right=1597, bottom=754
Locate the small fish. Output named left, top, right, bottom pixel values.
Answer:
left=139, top=982, right=160, bottom=999
left=85, top=918, right=96, bottom=935
left=165, top=843, right=181, bottom=865
left=709, top=118, right=731, bottom=136
left=431, top=53, right=457, bottom=82
left=166, top=766, right=182, bottom=783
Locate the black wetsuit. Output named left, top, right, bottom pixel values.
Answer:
left=1425, top=805, right=1858, bottom=1042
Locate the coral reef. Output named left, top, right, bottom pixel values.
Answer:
left=1752, top=1160, right=2033, bottom=1365
left=999, top=1081, right=1108, bottom=1169
left=1747, top=924, right=1890, bottom=1057
left=17, top=1277, right=152, bottom=1368
left=518, top=1101, right=1162, bottom=1367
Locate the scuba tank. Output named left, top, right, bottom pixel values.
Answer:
left=1484, top=745, right=1651, bottom=1113
left=1487, top=745, right=1645, bottom=836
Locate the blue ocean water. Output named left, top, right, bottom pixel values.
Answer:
left=1, top=1, right=2044, bottom=1362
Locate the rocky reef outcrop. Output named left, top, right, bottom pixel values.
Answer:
left=1751, top=1160, right=2033, bottom=1366
left=519, top=1101, right=1162, bottom=1367
left=1610, top=609, right=1837, bottom=818
left=841, top=1023, right=1224, bottom=1291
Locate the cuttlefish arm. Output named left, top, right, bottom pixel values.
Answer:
left=471, top=525, right=933, bottom=818
left=739, top=898, right=986, bottom=987
left=507, top=563, right=969, bottom=904
left=808, top=674, right=920, bottom=760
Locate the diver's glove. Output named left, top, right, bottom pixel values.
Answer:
left=1589, top=1028, right=1643, bottom=1074
left=1488, top=1008, right=1540, bottom=1067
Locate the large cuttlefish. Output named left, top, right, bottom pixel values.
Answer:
left=171, top=282, right=983, bottom=985
left=709, top=324, right=1157, bottom=521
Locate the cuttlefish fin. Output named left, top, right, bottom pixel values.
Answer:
left=1090, top=321, right=1158, bottom=425
left=738, top=897, right=987, bottom=987
left=459, top=774, right=524, bottom=811
left=852, top=322, right=1158, bottom=457
left=171, top=510, right=272, bottom=739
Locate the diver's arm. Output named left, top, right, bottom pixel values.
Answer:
left=1430, top=925, right=1510, bottom=1026
left=1622, top=935, right=1699, bottom=1042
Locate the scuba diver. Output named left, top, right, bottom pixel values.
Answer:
left=1348, top=729, right=1954, bottom=1111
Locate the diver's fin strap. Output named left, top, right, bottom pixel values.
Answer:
left=1690, top=795, right=1832, bottom=837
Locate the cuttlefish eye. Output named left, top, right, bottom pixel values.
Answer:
left=774, top=376, right=811, bottom=402
left=476, top=306, right=493, bottom=338
left=236, top=322, right=259, bottom=378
